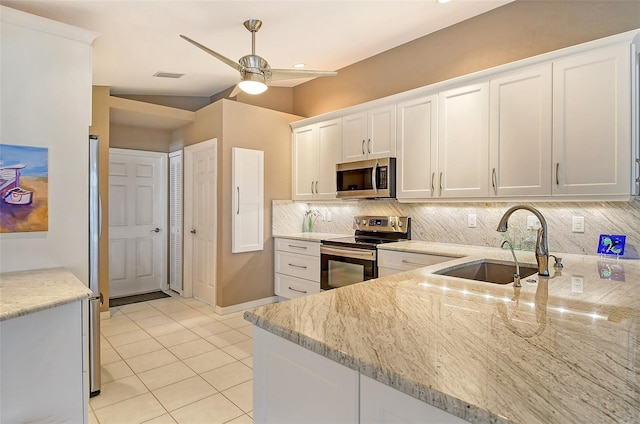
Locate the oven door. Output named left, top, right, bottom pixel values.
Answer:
left=320, top=245, right=377, bottom=290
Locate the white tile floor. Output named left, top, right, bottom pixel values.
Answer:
left=90, top=293, right=254, bottom=424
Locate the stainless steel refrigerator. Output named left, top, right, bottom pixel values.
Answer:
left=89, top=135, right=102, bottom=397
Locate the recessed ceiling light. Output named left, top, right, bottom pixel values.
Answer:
left=153, top=71, right=185, bottom=79
left=437, top=0, right=451, bottom=3
left=293, top=63, right=305, bottom=68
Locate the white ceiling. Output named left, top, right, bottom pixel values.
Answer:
left=1, top=0, right=513, bottom=98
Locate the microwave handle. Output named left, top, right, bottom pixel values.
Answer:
left=372, top=161, right=378, bottom=193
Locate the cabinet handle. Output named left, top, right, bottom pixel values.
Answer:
left=236, top=187, right=240, bottom=214
left=288, top=244, right=308, bottom=250
left=439, top=172, right=443, bottom=192
left=311, top=181, right=314, bottom=194
left=491, top=168, right=497, bottom=194
left=362, top=140, right=366, bottom=155
left=190, top=229, right=197, bottom=234
left=555, top=163, right=560, bottom=185
left=288, top=286, right=308, bottom=294
left=288, top=263, right=308, bottom=269
left=431, top=172, right=435, bottom=191
left=315, top=181, right=319, bottom=194
left=401, top=259, right=427, bottom=266
left=368, top=138, right=371, bottom=154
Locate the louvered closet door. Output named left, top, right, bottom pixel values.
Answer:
left=169, top=151, right=183, bottom=293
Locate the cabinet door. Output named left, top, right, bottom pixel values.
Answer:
left=316, top=119, right=342, bottom=199
left=396, top=95, right=438, bottom=199
left=253, top=327, right=359, bottom=424
left=232, top=147, right=264, bottom=253
left=368, top=104, right=397, bottom=158
left=438, top=83, right=490, bottom=198
left=342, top=112, right=368, bottom=162
left=552, top=44, right=631, bottom=196
left=292, top=125, right=318, bottom=201
left=490, top=64, right=552, bottom=197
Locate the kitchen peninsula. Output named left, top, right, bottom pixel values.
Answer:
left=245, top=242, right=639, bottom=423
left=0, top=268, right=92, bottom=423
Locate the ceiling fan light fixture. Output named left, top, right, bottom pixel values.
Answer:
left=238, top=72, right=268, bottom=95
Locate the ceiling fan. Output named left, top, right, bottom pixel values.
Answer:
left=180, top=19, right=337, bottom=96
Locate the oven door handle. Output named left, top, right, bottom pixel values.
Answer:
left=321, top=245, right=376, bottom=261
left=372, top=161, right=378, bottom=193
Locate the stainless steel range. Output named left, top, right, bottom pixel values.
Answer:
left=320, top=216, right=411, bottom=290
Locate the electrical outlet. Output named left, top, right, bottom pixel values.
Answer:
left=467, top=214, right=477, bottom=228
left=572, top=216, right=585, bottom=233
left=527, top=215, right=541, bottom=229
left=571, top=276, right=584, bottom=293
left=326, top=211, right=332, bottom=222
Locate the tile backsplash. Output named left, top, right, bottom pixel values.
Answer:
left=273, top=199, right=640, bottom=258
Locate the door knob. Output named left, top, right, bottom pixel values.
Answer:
left=190, top=229, right=197, bottom=234
left=151, top=227, right=161, bottom=233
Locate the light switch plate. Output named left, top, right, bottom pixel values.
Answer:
left=571, top=276, right=584, bottom=293
left=467, top=214, right=477, bottom=228
left=572, top=216, right=585, bottom=233
left=527, top=215, right=541, bottom=229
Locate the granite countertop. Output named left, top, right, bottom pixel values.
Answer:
left=273, top=232, right=352, bottom=242
left=245, top=242, right=640, bottom=423
left=0, top=267, right=92, bottom=321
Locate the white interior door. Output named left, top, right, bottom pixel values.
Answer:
left=108, top=149, right=167, bottom=298
left=169, top=151, right=183, bottom=293
left=183, top=139, right=217, bottom=306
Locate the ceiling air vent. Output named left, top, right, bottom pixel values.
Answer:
left=153, top=71, right=185, bottom=79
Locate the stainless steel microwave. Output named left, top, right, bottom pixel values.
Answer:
left=336, top=157, right=396, bottom=199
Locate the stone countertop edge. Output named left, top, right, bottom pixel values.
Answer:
left=0, top=267, right=92, bottom=322
left=244, top=308, right=507, bottom=424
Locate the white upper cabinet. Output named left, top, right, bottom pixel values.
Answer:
left=292, top=118, right=341, bottom=201
left=232, top=147, right=264, bottom=253
left=438, top=82, right=490, bottom=198
left=342, top=104, right=396, bottom=162
left=489, top=64, right=552, bottom=197
left=396, top=95, right=438, bottom=199
left=552, top=44, right=631, bottom=196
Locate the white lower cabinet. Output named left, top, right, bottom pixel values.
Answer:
left=378, top=249, right=458, bottom=277
left=274, top=238, right=321, bottom=299
left=253, top=326, right=467, bottom=424
left=0, top=301, right=86, bottom=423
left=360, top=375, right=468, bottom=424
left=253, top=327, right=359, bottom=424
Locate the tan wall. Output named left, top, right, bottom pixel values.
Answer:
left=110, top=123, right=172, bottom=153
left=293, top=0, right=640, bottom=117
left=113, top=94, right=211, bottom=112
left=210, top=86, right=295, bottom=115
left=89, top=86, right=111, bottom=311
left=171, top=100, right=302, bottom=307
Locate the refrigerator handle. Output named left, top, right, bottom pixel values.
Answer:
left=98, top=194, right=103, bottom=239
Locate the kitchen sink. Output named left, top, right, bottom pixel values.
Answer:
left=434, top=260, right=538, bottom=285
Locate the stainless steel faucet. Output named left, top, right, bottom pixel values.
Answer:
left=500, top=239, right=522, bottom=287
left=496, top=205, right=550, bottom=277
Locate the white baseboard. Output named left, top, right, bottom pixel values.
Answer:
left=215, top=296, right=279, bottom=315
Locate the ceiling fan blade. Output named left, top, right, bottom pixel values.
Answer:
left=180, top=35, right=242, bottom=71
left=270, top=69, right=337, bottom=81
left=229, top=84, right=243, bottom=98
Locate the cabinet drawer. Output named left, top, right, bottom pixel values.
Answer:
left=275, top=251, right=320, bottom=281
left=275, top=274, right=320, bottom=299
left=275, top=238, right=320, bottom=256
left=378, top=250, right=458, bottom=272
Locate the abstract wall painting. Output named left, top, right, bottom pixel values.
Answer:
left=0, top=144, right=49, bottom=233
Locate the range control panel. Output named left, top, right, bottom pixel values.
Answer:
left=353, top=216, right=410, bottom=233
